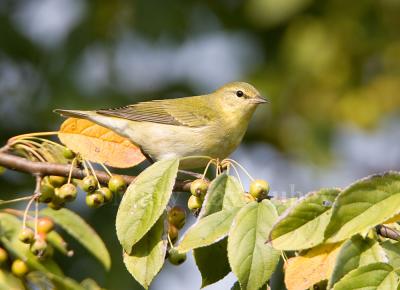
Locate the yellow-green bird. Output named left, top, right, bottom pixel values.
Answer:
left=55, top=82, right=267, bottom=169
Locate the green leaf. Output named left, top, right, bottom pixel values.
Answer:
left=269, top=188, right=340, bottom=250
left=193, top=238, right=231, bottom=288
left=177, top=208, right=239, bottom=252
left=41, top=208, right=110, bottom=271
left=0, top=270, right=25, bottom=289
left=123, top=214, right=167, bottom=290
left=325, top=172, right=400, bottom=243
left=231, top=281, right=241, bottom=290
left=332, top=263, right=397, bottom=290
left=381, top=241, right=400, bottom=268
left=81, top=278, right=103, bottom=290
left=0, top=213, right=84, bottom=290
left=116, top=158, right=179, bottom=253
left=222, top=175, right=245, bottom=211
left=228, top=200, right=280, bottom=290
left=199, top=173, right=244, bottom=217
left=199, top=173, right=228, bottom=217
left=270, top=198, right=298, bottom=215
left=192, top=174, right=243, bottom=288
left=46, top=231, right=73, bottom=257
left=328, top=235, right=387, bottom=288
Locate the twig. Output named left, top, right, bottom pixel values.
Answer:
left=0, top=150, right=191, bottom=192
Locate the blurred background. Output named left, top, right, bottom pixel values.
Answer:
left=0, top=0, right=400, bottom=289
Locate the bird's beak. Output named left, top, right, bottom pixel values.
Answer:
left=251, top=95, right=269, bottom=104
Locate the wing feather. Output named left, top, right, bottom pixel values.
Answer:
left=96, top=96, right=217, bottom=127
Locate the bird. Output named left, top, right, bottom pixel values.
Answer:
left=54, top=82, right=268, bottom=169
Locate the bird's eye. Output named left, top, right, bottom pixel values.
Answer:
left=236, top=90, right=244, bottom=97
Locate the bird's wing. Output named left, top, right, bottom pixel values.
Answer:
left=96, top=96, right=217, bottom=128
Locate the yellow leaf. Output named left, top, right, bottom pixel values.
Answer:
left=383, top=213, right=400, bottom=224
left=58, top=118, right=146, bottom=168
left=284, top=243, right=342, bottom=290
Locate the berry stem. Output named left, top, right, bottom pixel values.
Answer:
left=99, top=162, right=113, bottom=177
left=67, top=158, right=77, bottom=184
left=224, top=158, right=255, bottom=181
left=86, top=160, right=101, bottom=188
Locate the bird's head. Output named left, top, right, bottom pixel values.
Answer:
left=213, top=82, right=268, bottom=116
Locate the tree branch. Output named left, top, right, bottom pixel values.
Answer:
left=0, top=151, right=191, bottom=192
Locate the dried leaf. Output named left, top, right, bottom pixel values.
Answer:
left=58, top=118, right=146, bottom=168
left=284, top=243, right=341, bottom=290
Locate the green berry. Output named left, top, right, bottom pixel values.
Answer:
left=37, top=217, right=54, bottom=234
left=168, top=224, right=179, bottom=244
left=188, top=195, right=203, bottom=211
left=0, top=247, right=8, bottom=265
left=86, top=193, right=104, bottom=208
left=96, top=187, right=113, bottom=203
left=190, top=179, right=209, bottom=199
left=249, top=180, right=270, bottom=200
left=168, top=248, right=186, bottom=265
left=38, top=182, right=55, bottom=203
left=11, top=259, right=29, bottom=277
left=81, top=176, right=98, bottom=193
left=108, top=176, right=127, bottom=195
left=18, top=228, right=35, bottom=244
left=168, top=206, right=186, bottom=229
left=57, top=183, right=78, bottom=202
left=48, top=176, right=67, bottom=187
left=30, top=238, right=48, bottom=257
left=47, top=194, right=65, bottom=210
left=0, top=166, right=5, bottom=175
left=62, top=148, right=75, bottom=159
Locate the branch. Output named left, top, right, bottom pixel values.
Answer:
left=0, top=151, right=191, bottom=192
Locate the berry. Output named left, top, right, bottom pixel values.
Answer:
left=108, top=176, right=127, bottom=195
left=37, top=217, right=54, bottom=234
left=96, top=187, right=113, bottom=203
left=62, top=148, right=75, bottom=159
left=188, top=195, right=203, bottom=211
left=190, top=179, right=209, bottom=199
left=168, top=248, right=186, bottom=265
left=86, top=193, right=104, bottom=208
left=57, top=183, right=77, bottom=202
left=81, top=176, right=98, bottom=193
left=48, top=176, right=67, bottom=187
left=18, top=228, right=35, bottom=244
left=38, top=182, right=55, bottom=203
left=168, top=224, right=179, bottom=244
left=0, top=166, right=5, bottom=175
left=0, top=247, right=8, bottom=265
left=47, top=194, right=65, bottom=210
left=249, top=180, right=270, bottom=200
left=168, top=206, right=186, bottom=229
left=11, top=259, right=28, bottom=277
left=30, top=238, right=48, bottom=257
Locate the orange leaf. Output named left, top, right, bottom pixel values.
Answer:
left=58, top=118, right=146, bottom=168
left=383, top=213, right=400, bottom=224
left=284, top=243, right=342, bottom=290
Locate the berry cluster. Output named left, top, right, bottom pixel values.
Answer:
left=188, top=179, right=209, bottom=214
left=167, top=206, right=187, bottom=265
left=18, top=217, right=55, bottom=260
left=37, top=173, right=127, bottom=210
left=0, top=247, right=30, bottom=278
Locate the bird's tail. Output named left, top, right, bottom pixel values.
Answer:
left=53, top=109, right=98, bottom=119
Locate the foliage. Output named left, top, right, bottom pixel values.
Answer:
left=2, top=130, right=400, bottom=289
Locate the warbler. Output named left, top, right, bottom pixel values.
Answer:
left=55, top=82, right=267, bottom=168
